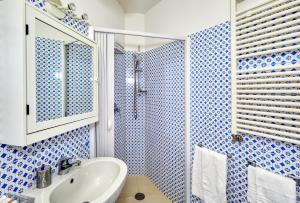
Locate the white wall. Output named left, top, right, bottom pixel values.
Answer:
left=124, top=13, right=145, bottom=51
left=63, top=0, right=125, bottom=29
left=145, top=0, right=230, bottom=36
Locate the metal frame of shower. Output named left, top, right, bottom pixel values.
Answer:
left=92, top=26, right=190, bottom=202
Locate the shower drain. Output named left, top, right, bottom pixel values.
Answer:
left=135, top=193, right=145, bottom=201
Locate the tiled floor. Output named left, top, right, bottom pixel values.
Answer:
left=117, top=176, right=172, bottom=203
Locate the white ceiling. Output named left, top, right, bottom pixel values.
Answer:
left=117, top=0, right=161, bottom=13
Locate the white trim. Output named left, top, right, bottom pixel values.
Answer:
left=231, top=0, right=237, bottom=136
left=184, top=37, right=191, bottom=203
left=26, top=117, right=98, bottom=145
left=88, top=26, right=95, bottom=40
left=89, top=124, right=96, bottom=158
left=93, top=26, right=186, bottom=41
left=106, top=34, right=115, bottom=157
left=95, top=33, right=115, bottom=157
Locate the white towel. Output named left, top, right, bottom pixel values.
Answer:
left=192, top=146, right=227, bottom=203
left=247, top=166, right=296, bottom=203
left=247, top=165, right=257, bottom=203
left=192, top=145, right=204, bottom=199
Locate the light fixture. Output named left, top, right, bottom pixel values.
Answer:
left=45, top=0, right=88, bottom=23
left=73, top=13, right=89, bottom=23
left=81, top=13, right=88, bottom=21
left=67, top=3, right=76, bottom=11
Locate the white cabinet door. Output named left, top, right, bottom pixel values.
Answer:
left=26, top=5, right=98, bottom=134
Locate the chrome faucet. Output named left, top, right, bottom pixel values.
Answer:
left=6, top=193, right=35, bottom=203
left=58, top=157, right=81, bottom=175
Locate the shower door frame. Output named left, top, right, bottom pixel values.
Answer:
left=92, top=27, right=190, bottom=202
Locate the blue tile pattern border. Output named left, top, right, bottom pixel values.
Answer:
left=190, top=21, right=300, bottom=203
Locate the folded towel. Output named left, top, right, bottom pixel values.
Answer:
left=192, top=145, right=204, bottom=199
left=256, top=167, right=296, bottom=203
left=192, top=146, right=227, bottom=203
left=247, top=166, right=296, bottom=203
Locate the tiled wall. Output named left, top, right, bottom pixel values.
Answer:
left=36, top=37, right=63, bottom=122
left=114, top=51, right=146, bottom=175
left=114, top=41, right=185, bottom=202
left=0, top=126, right=90, bottom=196
left=145, top=41, right=185, bottom=202
left=0, top=0, right=91, bottom=197
left=114, top=53, right=127, bottom=164
left=125, top=52, right=146, bottom=175
left=66, top=43, right=94, bottom=116
left=190, top=21, right=300, bottom=203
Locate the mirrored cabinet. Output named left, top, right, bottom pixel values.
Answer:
left=0, top=1, right=98, bottom=146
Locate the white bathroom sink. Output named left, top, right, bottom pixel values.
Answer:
left=24, top=157, right=127, bottom=203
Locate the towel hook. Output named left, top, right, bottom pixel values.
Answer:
left=247, top=160, right=300, bottom=186
left=197, top=143, right=232, bottom=159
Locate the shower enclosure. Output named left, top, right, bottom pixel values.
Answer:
left=113, top=34, right=186, bottom=202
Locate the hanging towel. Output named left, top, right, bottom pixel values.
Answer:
left=192, top=146, right=227, bottom=203
left=192, top=145, right=204, bottom=199
left=247, top=166, right=296, bottom=203
left=247, top=165, right=257, bottom=203
left=202, top=148, right=227, bottom=203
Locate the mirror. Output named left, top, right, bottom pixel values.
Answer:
left=35, top=19, right=94, bottom=123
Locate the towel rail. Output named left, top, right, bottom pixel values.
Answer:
left=247, top=160, right=300, bottom=186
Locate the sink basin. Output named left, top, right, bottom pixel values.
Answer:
left=25, top=157, right=127, bottom=203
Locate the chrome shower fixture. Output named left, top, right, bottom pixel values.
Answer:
left=133, top=53, right=147, bottom=120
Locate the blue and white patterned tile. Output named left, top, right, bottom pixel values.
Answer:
left=62, top=16, right=89, bottom=36
left=26, top=0, right=46, bottom=11
left=6, top=145, right=37, bottom=194
left=36, top=37, right=63, bottom=122
left=145, top=41, right=185, bottom=202
left=114, top=41, right=185, bottom=202
left=190, top=21, right=300, bottom=203
left=0, top=126, right=90, bottom=196
left=190, top=22, right=232, bottom=203
left=114, top=53, right=127, bottom=163
left=125, top=52, right=146, bottom=175
left=66, top=43, right=94, bottom=116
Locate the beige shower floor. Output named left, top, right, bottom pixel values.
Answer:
left=116, top=176, right=171, bottom=203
